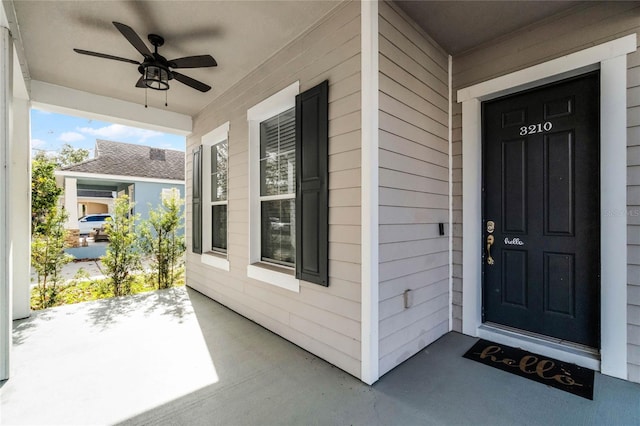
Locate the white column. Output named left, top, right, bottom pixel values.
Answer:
left=64, top=177, right=79, bottom=228
left=360, top=0, right=379, bottom=385
left=0, top=25, right=14, bottom=381
left=11, top=97, right=30, bottom=320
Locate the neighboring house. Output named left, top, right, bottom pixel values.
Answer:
left=55, top=139, right=185, bottom=235
left=1, top=1, right=639, bottom=388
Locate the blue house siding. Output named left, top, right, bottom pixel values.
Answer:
left=133, top=181, right=185, bottom=234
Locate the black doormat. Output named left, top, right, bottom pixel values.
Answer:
left=463, top=339, right=594, bottom=400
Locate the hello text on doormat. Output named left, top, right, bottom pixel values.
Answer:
left=463, top=339, right=595, bottom=400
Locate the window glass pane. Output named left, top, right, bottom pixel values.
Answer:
left=211, top=142, right=227, bottom=201
left=261, top=199, right=295, bottom=266
left=260, top=156, right=279, bottom=196
left=260, top=117, right=280, bottom=159
left=211, top=205, right=227, bottom=252
left=259, top=108, right=296, bottom=196
left=279, top=108, right=296, bottom=153
left=278, top=151, right=296, bottom=194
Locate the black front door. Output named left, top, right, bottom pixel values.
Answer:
left=482, top=72, right=600, bottom=348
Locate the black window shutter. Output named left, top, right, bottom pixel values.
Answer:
left=192, top=146, right=203, bottom=254
left=295, top=80, right=329, bottom=286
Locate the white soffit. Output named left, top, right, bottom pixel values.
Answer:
left=31, top=80, right=192, bottom=135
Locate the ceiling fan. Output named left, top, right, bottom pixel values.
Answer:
left=74, top=21, right=217, bottom=95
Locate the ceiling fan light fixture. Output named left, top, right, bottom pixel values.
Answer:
left=74, top=22, right=216, bottom=96
left=143, top=65, right=170, bottom=90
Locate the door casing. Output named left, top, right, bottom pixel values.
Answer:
left=457, top=35, right=635, bottom=379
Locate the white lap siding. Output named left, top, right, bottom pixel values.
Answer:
left=186, top=1, right=363, bottom=378
left=451, top=2, right=640, bottom=383
left=377, top=1, right=450, bottom=376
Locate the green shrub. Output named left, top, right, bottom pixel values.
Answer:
left=139, top=196, right=186, bottom=289
left=31, top=207, right=74, bottom=308
left=102, top=195, right=141, bottom=296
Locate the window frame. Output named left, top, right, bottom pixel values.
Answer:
left=201, top=121, right=230, bottom=271
left=161, top=187, right=180, bottom=202
left=247, top=81, right=300, bottom=292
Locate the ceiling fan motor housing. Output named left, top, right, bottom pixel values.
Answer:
left=148, top=34, right=165, bottom=48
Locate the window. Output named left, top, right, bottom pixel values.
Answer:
left=246, top=80, right=328, bottom=290
left=209, top=140, right=228, bottom=252
left=247, top=82, right=300, bottom=291
left=161, top=187, right=180, bottom=202
left=197, top=122, right=230, bottom=271
left=259, top=108, right=296, bottom=266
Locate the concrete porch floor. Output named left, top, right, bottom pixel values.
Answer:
left=1, top=287, right=639, bottom=426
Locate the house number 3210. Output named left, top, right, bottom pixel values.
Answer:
left=520, top=121, right=552, bottom=135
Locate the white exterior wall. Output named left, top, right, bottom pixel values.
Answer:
left=186, top=1, right=363, bottom=378
left=451, top=2, right=640, bottom=382
left=377, top=1, right=450, bottom=376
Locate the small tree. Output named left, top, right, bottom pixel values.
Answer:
left=31, top=207, right=73, bottom=309
left=31, top=156, right=63, bottom=234
left=57, top=143, right=90, bottom=168
left=140, top=195, right=186, bottom=289
left=102, top=195, right=140, bottom=296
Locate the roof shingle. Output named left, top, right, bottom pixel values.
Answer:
left=63, top=140, right=184, bottom=181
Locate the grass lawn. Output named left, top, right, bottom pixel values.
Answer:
left=30, top=269, right=185, bottom=311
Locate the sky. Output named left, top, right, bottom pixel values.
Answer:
left=30, top=107, right=186, bottom=158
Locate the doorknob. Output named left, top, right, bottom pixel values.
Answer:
left=486, top=235, right=495, bottom=265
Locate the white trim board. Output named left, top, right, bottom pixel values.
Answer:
left=360, top=0, right=379, bottom=386
left=30, top=80, right=192, bottom=135
left=0, top=26, right=12, bottom=381
left=458, top=35, right=636, bottom=379
left=55, top=170, right=184, bottom=185
left=448, top=54, right=453, bottom=332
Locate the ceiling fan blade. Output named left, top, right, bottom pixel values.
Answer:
left=172, top=71, right=211, bottom=92
left=168, top=55, right=217, bottom=69
left=135, top=76, right=146, bottom=88
left=74, top=48, right=140, bottom=65
left=112, top=21, right=152, bottom=58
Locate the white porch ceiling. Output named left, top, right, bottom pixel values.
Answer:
left=9, top=0, right=338, bottom=117
left=395, top=1, right=582, bottom=55
left=8, top=0, right=588, bottom=120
